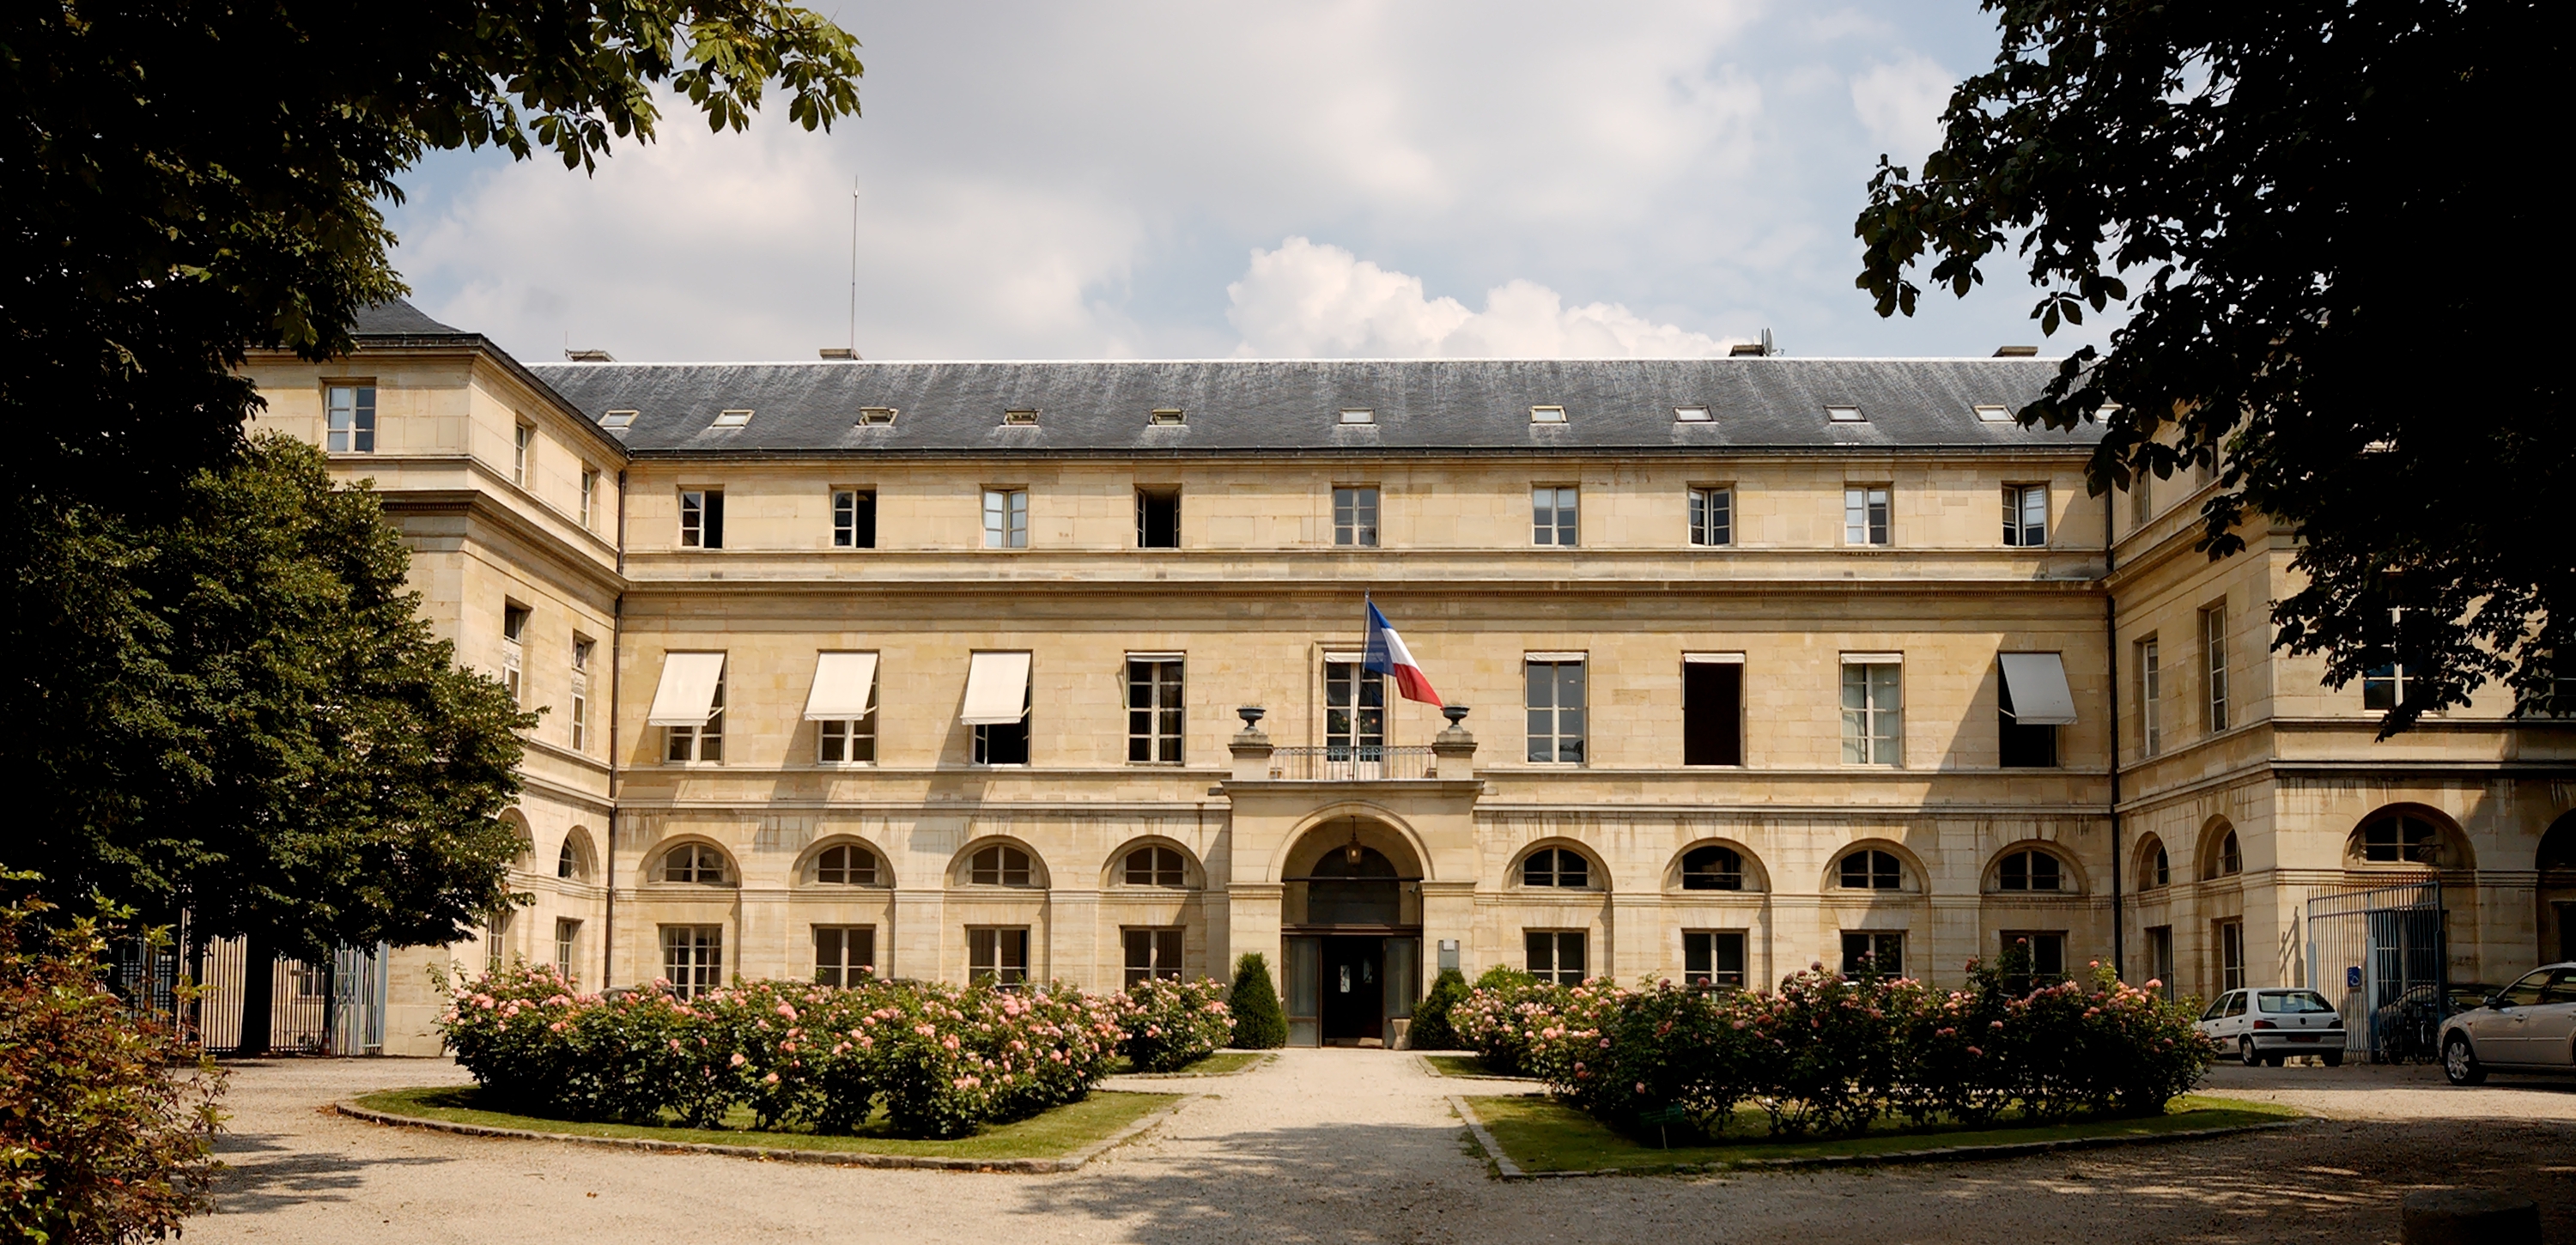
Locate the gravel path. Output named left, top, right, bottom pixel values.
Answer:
left=196, top=1052, right=2576, bottom=1243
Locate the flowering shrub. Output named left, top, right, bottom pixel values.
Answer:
left=1452, top=958, right=2210, bottom=1141
left=1, top=891, right=225, bottom=1244
left=437, top=968, right=1127, bottom=1139
left=1121, top=977, right=1234, bottom=1072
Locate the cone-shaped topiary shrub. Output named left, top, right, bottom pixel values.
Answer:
left=1406, top=968, right=1469, bottom=1049
left=1227, top=952, right=1288, bottom=1048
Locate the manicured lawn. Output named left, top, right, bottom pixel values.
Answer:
left=1115, top=1050, right=1268, bottom=1077
left=1465, top=1094, right=2304, bottom=1174
left=351, top=1085, right=1182, bottom=1161
left=1421, top=1054, right=1519, bottom=1078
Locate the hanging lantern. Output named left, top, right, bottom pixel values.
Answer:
left=1344, top=825, right=1364, bottom=868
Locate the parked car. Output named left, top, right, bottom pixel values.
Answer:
left=2440, top=963, right=2576, bottom=1085
left=2196, top=988, right=2348, bottom=1066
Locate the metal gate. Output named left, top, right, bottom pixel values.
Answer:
left=184, top=937, right=386, bottom=1055
left=2305, top=882, right=2446, bottom=1062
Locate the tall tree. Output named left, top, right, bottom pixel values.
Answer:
left=4, top=437, right=534, bottom=1052
left=1855, top=0, right=2566, bottom=733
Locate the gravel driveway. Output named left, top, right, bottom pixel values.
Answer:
left=195, top=1051, right=2574, bottom=1244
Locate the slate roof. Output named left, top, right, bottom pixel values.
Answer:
left=351, top=299, right=468, bottom=337
left=521, top=357, right=2098, bottom=457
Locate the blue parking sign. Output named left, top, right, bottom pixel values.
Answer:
left=2347, top=965, right=2362, bottom=988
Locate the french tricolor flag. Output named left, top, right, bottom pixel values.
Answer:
left=1363, top=599, right=1443, bottom=707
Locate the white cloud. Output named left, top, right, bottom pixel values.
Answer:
left=1227, top=238, right=1741, bottom=358
left=1849, top=52, right=1956, bottom=167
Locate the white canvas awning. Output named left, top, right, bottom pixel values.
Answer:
left=1998, top=652, right=2077, bottom=726
left=960, top=651, right=1031, bottom=726
left=646, top=652, right=726, bottom=726
left=802, top=652, right=879, bottom=720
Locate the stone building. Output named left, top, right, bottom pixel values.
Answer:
left=240, top=301, right=2574, bottom=1054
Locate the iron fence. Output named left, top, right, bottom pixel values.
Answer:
left=1268, top=745, right=1439, bottom=780
left=2305, top=881, right=2446, bottom=1063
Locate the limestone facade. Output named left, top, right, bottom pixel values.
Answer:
left=242, top=307, right=2576, bottom=1054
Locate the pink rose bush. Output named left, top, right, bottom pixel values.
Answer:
left=1448, top=956, right=2210, bottom=1141
left=435, top=963, right=1128, bottom=1139
left=1120, top=977, right=1235, bottom=1072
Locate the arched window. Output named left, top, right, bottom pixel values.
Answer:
left=2210, top=829, right=2241, bottom=878
left=1837, top=849, right=1903, bottom=890
left=1124, top=846, right=1186, bottom=887
left=1681, top=845, right=1744, bottom=891
left=558, top=840, right=580, bottom=879
left=1997, top=849, right=2063, bottom=892
left=816, top=844, right=878, bottom=884
left=2154, top=844, right=2170, bottom=887
left=2356, top=812, right=2441, bottom=865
left=1522, top=847, right=1591, bottom=888
left=969, top=844, right=1035, bottom=887
left=661, top=843, right=729, bottom=884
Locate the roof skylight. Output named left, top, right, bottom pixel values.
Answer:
left=1148, top=408, right=1186, bottom=426
left=1003, top=408, right=1039, bottom=426
left=856, top=407, right=897, bottom=426
left=1529, top=404, right=1567, bottom=424
left=1826, top=405, right=1864, bottom=422
left=1973, top=404, right=2012, bottom=422
left=712, top=409, right=752, bottom=428
left=599, top=410, right=638, bottom=428
left=1340, top=408, right=1374, bottom=424
left=1674, top=405, right=1712, bottom=422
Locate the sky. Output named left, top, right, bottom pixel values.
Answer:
left=386, top=1, right=2120, bottom=364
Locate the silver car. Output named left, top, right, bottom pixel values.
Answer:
left=2195, top=987, right=2347, bottom=1066
left=2441, top=962, right=2576, bottom=1085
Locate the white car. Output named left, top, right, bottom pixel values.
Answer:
left=2195, top=988, right=2347, bottom=1066
left=2440, top=963, right=2576, bottom=1085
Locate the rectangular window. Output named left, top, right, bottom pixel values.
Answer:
left=1123, top=927, right=1184, bottom=987
left=969, top=927, right=1030, bottom=988
left=2129, top=474, right=2153, bottom=527
left=1324, top=660, right=1385, bottom=759
left=1531, top=486, right=1578, bottom=547
left=2147, top=925, right=2176, bottom=999
left=833, top=489, right=877, bottom=550
left=817, top=714, right=877, bottom=764
left=1334, top=486, right=1380, bottom=547
left=2002, top=483, right=2048, bottom=547
left=1840, top=658, right=1902, bottom=765
left=2363, top=609, right=2408, bottom=711
left=485, top=908, right=512, bottom=971
left=501, top=603, right=528, bottom=707
left=1127, top=657, right=1185, bottom=764
left=2000, top=931, right=2068, bottom=991
left=1844, top=486, right=1891, bottom=545
left=2201, top=603, right=2230, bottom=732
left=679, top=489, right=725, bottom=550
left=1997, top=663, right=2058, bottom=768
left=325, top=384, right=377, bottom=453
left=569, top=637, right=593, bottom=752
left=1683, top=931, right=1747, bottom=991
left=660, top=925, right=722, bottom=999
left=1524, top=657, right=1587, bottom=764
left=982, top=488, right=1029, bottom=549
left=1136, top=488, right=1181, bottom=549
left=2137, top=637, right=2162, bottom=757
left=1525, top=930, right=1588, bottom=986
left=579, top=467, right=599, bottom=528
left=2216, top=919, right=2245, bottom=992
left=1689, top=486, right=1733, bottom=547
left=963, top=650, right=1031, bottom=765
left=1839, top=931, right=1904, bottom=978
left=665, top=669, right=725, bottom=762
left=814, top=926, right=876, bottom=987
left=513, top=422, right=534, bottom=487
left=554, top=918, right=580, bottom=982
left=1682, top=654, right=1744, bottom=766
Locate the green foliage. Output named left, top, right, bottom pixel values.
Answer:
left=1406, top=968, right=1469, bottom=1050
left=1121, top=977, right=1235, bottom=1072
left=3, top=436, right=532, bottom=960
left=1854, top=0, right=2566, bottom=735
left=1458, top=963, right=2210, bottom=1142
left=0, top=884, right=226, bottom=1243
left=1225, top=953, right=1288, bottom=1050
left=434, top=967, right=1128, bottom=1141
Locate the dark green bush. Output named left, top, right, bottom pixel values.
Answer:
left=1226, top=953, right=1288, bottom=1049
left=1406, top=968, right=1468, bottom=1050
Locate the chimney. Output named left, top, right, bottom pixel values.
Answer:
left=818, top=348, right=859, bottom=361
left=564, top=349, right=615, bottom=362
left=1993, top=345, right=2038, bottom=357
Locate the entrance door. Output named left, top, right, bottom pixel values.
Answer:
left=1320, top=936, right=1383, bottom=1044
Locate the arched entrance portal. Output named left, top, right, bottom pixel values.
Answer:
left=1281, top=817, right=1423, bottom=1047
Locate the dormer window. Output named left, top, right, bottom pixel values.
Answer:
left=1974, top=404, right=2011, bottom=422
left=600, top=410, right=638, bottom=429
left=1340, top=408, right=1374, bottom=424
left=1674, top=405, right=1712, bottom=422
left=1003, top=409, right=1039, bottom=426
left=712, top=409, right=752, bottom=428
left=1529, top=405, right=1567, bottom=424
left=1826, top=405, right=1864, bottom=422
left=1148, top=408, right=1186, bottom=426
left=857, top=407, right=897, bottom=426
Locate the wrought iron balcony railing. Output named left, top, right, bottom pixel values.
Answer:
left=1267, top=744, right=1439, bottom=781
